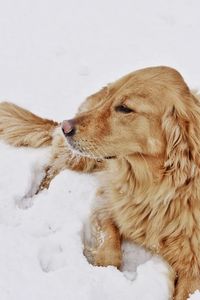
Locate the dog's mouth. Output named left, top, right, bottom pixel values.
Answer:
left=65, top=137, right=116, bottom=160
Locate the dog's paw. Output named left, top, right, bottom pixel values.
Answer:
left=83, top=246, right=97, bottom=266
left=15, top=164, right=48, bottom=209
left=82, top=218, right=106, bottom=266
left=82, top=218, right=121, bottom=268
left=15, top=195, right=34, bottom=209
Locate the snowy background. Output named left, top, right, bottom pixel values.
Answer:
left=0, top=0, right=200, bottom=299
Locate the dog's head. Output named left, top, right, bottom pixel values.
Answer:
left=62, top=66, right=200, bottom=169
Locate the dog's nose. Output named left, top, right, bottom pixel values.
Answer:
left=62, top=120, right=76, bottom=137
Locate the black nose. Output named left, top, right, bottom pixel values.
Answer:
left=62, top=120, right=76, bottom=137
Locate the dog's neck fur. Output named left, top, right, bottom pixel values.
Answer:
left=107, top=149, right=200, bottom=207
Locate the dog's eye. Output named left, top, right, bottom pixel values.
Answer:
left=115, top=105, right=134, bottom=114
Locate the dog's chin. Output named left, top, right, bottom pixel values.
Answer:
left=65, top=138, right=116, bottom=161
left=67, top=142, right=92, bottom=158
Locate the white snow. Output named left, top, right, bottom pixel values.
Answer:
left=0, top=0, right=200, bottom=299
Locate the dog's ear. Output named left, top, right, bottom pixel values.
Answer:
left=186, top=94, right=200, bottom=167
left=162, top=93, right=200, bottom=173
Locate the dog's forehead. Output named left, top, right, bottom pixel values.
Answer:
left=108, top=77, right=160, bottom=108
left=105, top=66, right=190, bottom=110
left=108, top=70, right=159, bottom=101
left=109, top=66, right=187, bottom=95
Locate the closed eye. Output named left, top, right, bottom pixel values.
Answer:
left=115, top=105, right=134, bottom=114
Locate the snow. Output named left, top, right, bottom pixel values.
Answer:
left=0, top=0, right=200, bottom=299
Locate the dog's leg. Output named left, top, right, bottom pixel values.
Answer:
left=83, top=212, right=122, bottom=268
left=36, top=151, right=104, bottom=194
left=36, top=165, right=59, bottom=193
left=163, top=246, right=200, bottom=300
left=36, top=130, right=105, bottom=194
left=174, top=275, right=200, bottom=300
left=83, top=191, right=122, bottom=268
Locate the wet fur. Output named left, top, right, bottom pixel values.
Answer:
left=1, top=66, right=200, bottom=299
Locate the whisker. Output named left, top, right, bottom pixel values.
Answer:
left=67, top=137, right=117, bottom=161
left=79, top=139, right=97, bottom=159
left=88, top=142, right=104, bottom=159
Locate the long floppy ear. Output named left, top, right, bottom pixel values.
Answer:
left=162, top=92, right=200, bottom=175
left=186, top=93, right=200, bottom=166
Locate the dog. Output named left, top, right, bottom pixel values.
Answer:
left=0, top=66, right=200, bottom=299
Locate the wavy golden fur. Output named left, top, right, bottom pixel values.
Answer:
left=1, top=66, right=200, bottom=299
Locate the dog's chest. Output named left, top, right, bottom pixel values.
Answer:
left=110, top=184, right=200, bottom=255
left=110, top=193, right=161, bottom=250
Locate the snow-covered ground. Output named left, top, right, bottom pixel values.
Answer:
left=0, top=0, right=200, bottom=299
